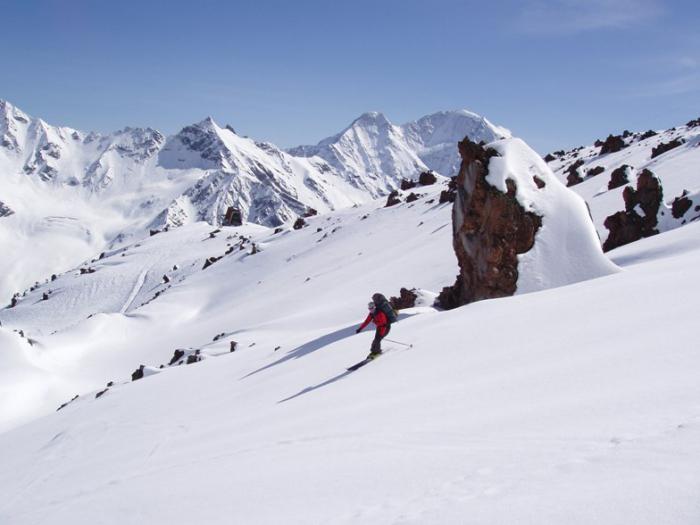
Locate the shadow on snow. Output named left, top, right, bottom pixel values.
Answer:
left=278, top=370, right=353, bottom=403
left=241, top=324, right=358, bottom=379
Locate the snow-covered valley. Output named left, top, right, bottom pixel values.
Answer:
left=1, top=105, right=700, bottom=524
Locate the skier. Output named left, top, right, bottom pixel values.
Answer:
left=355, top=293, right=394, bottom=358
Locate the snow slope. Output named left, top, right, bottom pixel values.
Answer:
left=1, top=172, right=700, bottom=523
left=0, top=183, right=456, bottom=429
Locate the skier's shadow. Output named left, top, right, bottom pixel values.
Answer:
left=278, top=370, right=352, bottom=403
left=241, top=324, right=358, bottom=379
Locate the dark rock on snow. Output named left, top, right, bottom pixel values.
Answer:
left=565, top=159, right=585, bottom=187
left=385, top=190, right=401, bottom=207
left=400, top=178, right=417, bottom=191
left=599, top=134, right=627, bottom=155
left=131, top=365, right=145, bottom=381
left=390, top=288, right=418, bottom=310
left=168, top=349, right=185, bottom=365
left=608, top=165, right=631, bottom=190
left=651, top=138, right=684, bottom=159
left=418, top=171, right=437, bottom=186
left=602, top=169, right=663, bottom=252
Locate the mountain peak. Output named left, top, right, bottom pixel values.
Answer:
left=193, top=116, right=219, bottom=130
left=0, top=99, right=31, bottom=124
left=351, top=111, right=391, bottom=128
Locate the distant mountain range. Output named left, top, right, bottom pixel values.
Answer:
left=0, top=99, right=508, bottom=300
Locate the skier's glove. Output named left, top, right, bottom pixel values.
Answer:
left=355, top=328, right=361, bottom=334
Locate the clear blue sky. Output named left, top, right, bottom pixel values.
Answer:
left=1, top=0, right=698, bottom=153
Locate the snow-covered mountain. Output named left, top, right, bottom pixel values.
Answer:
left=289, top=109, right=509, bottom=195
left=153, top=117, right=364, bottom=229
left=0, top=100, right=508, bottom=303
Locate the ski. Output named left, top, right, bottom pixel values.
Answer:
left=347, top=353, right=381, bottom=372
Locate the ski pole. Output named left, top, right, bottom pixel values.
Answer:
left=384, top=338, right=413, bottom=348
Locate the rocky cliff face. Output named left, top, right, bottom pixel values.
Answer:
left=439, top=137, right=617, bottom=309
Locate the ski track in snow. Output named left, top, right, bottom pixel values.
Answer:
left=120, top=266, right=151, bottom=314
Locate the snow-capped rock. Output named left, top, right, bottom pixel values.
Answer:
left=439, top=137, right=617, bottom=308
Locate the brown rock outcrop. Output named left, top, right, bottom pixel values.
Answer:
left=418, top=171, right=437, bottom=186
left=671, top=191, right=692, bottom=219
left=223, top=206, right=242, bottom=226
left=602, top=169, right=662, bottom=251
left=651, top=138, right=684, bottom=159
left=390, top=288, right=418, bottom=310
left=565, top=160, right=585, bottom=187
left=385, top=191, right=401, bottom=207
left=608, top=165, right=631, bottom=190
left=400, top=178, right=417, bottom=191
left=599, top=134, right=626, bottom=155
left=437, top=139, right=542, bottom=309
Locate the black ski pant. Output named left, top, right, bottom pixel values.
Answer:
left=371, top=325, right=390, bottom=353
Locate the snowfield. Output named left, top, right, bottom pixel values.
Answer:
left=1, top=172, right=700, bottom=523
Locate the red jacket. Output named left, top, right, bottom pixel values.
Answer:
left=359, top=311, right=389, bottom=336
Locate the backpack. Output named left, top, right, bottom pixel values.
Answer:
left=373, top=294, right=398, bottom=324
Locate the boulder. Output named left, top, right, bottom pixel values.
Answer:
left=385, top=191, right=401, bottom=207
left=587, top=166, right=605, bottom=177
left=168, top=349, right=185, bottom=366
left=400, top=178, right=417, bottom=190
left=418, top=171, right=437, bottom=186
left=293, top=218, right=306, bottom=230
left=672, top=191, right=693, bottom=219
left=202, top=256, right=222, bottom=270
left=406, top=193, right=419, bottom=203
left=131, top=365, right=145, bottom=381
left=602, top=169, right=663, bottom=251
left=565, top=159, right=585, bottom=187
left=390, top=288, right=418, bottom=310
left=608, top=165, right=631, bottom=190
left=651, top=138, right=684, bottom=159
left=599, top=134, right=626, bottom=155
